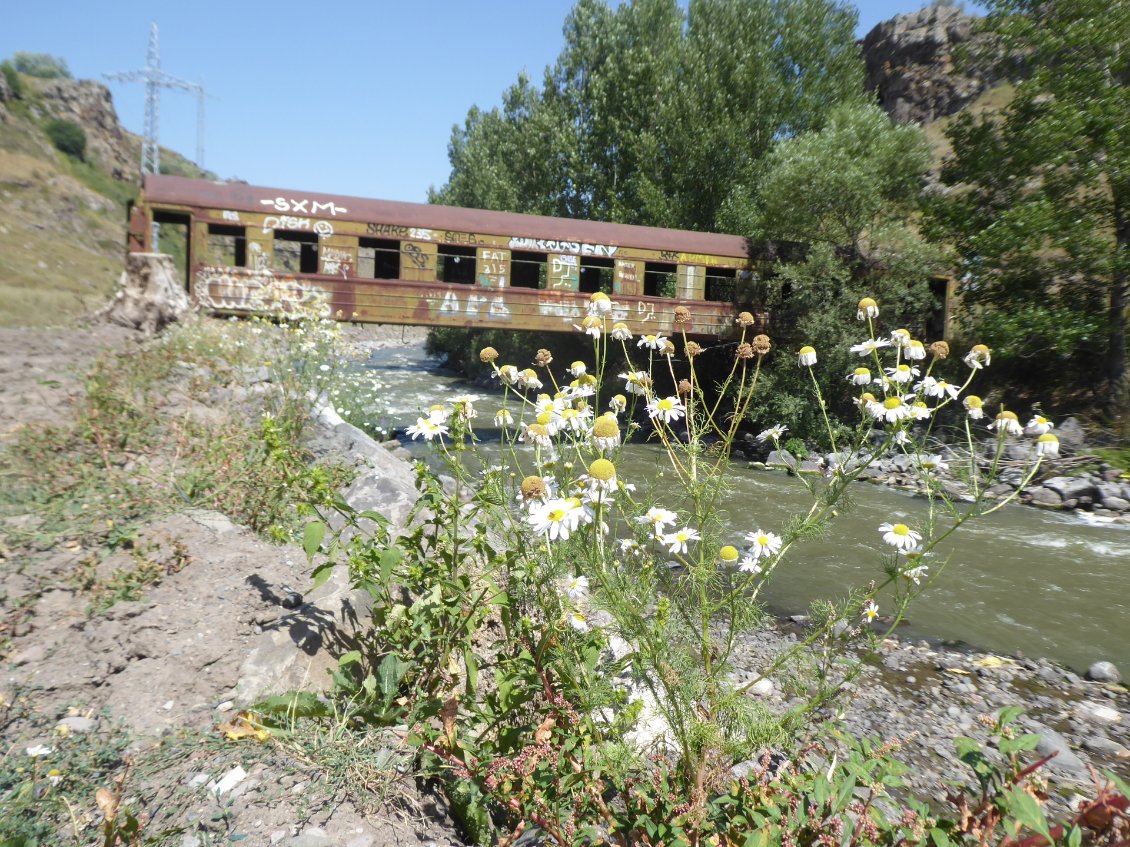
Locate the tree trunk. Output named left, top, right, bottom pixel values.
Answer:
left=1109, top=196, right=1129, bottom=418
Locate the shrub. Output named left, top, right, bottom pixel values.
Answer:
left=0, top=60, right=23, bottom=99
left=11, top=51, right=71, bottom=79
left=44, top=118, right=86, bottom=160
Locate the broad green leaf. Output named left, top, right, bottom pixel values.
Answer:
left=303, top=521, right=325, bottom=560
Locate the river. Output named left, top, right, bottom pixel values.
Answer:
left=360, top=344, right=1130, bottom=674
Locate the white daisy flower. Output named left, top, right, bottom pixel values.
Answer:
left=516, top=368, right=543, bottom=390
left=862, top=600, right=879, bottom=622
left=564, top=574, right=590, bottom=601
left=25, top=744, right=53, bottom=758
left=909, top=401, right=932, bottom=421
left=591, top=414, right=622, bottom=452
left=798, top=345, right=817, bottom=366
left=520, top=423, right=554, bottom=448
left=857, top=297, right=879, bottom=320
left=903, top=564, right=929, bottom=585
left=406, top=417, right=448, bottom=441
left=879, top=522, right=921, bottom=551
left=906, top=340, right=927, bottom=361
left=661, top=526, right=701, bottom=555
left=916, top=376, right=960, bottom=400
left=575, top=316, right=603, bottom=338
left=495, top=364, right=519, bottom=386
left=636, top=507, right=678, bottom=535
left=619, top=538, right=642, bottom=556
left=964, top=395, right=985, bottom=419
left=849, top=367, right=871, bottom=386
left=990, top=411, right=1023, bottom=436
left=890, top=328, right=912, bottom=349
left=850, top=338, right=892, bottom=357
left=738, top=556, right=763, bottom=575
left=646, top=396, right=686, bottom=424
left=528, top=497, right=584, bottom=541
left=610, top=322, right=633, bottom=341
left=1036, top=432, right=1060, bottom=457
left=568, top=361, right=588, bottom=378
left=494, top=409, right=513, bottom=427
left=1026, top=415, right=1054, bottom=436
left=757, top=424, right=787, bottom=443
left=964, top=344, right=991, bottom=369
left=920, top=455, right=949, bottom=473
left=448, top=394, right=479, bottom=420
left=609, top=394, right=628, bottom=413
left=884, top=363, right=919, bottom=385
left=588, top=291, right=612, bottom=316
left=619, top=370, right=651, bottom=396
left=868, top=395, right=912, bottom=423
left=745, top=529, right=782, bottom=560
left=638, top=333, right=668, bottom=351
left=567, top=610, right=590, bottom=632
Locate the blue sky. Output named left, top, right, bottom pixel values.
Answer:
left=4, top=1, right=984, bottom=204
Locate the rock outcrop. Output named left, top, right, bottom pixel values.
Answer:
left=861, top=4, right=1001, bottom=124
left=27, top=77, right=135, bottom=180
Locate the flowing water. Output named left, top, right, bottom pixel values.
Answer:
left=361, top=345, right=1130, bottom=673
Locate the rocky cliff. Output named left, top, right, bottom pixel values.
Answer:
left=861, top=4, right=1002, bottom=124
left=25, top=77, right=136, bottom=180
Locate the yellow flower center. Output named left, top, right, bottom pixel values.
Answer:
left=998, top=411, right=1019, bottom=422
left=719, top=545, right=739, bottom=561
left=966, top=395, right=983, bottom=408
left=854, top=368, right=870, bottom=377
left=800, top=345, right=815, bottom=355
left=527, top=424, right=549, bottom=439
left=590, top=292, right=609, bottom=302
left=521, top=475, right=547, bottom=498
left=547, top=509, right=565, bottom=522
left=757, top=535, right=770, bottom=546
left=658, top=398, right=675, bottom=411
left=593, top=417, right=619, bottom=438
left=589, top=458, right=616, bottom=481
left=892, top=524, right=910, bottom=536
left=884, top=397, right=903, bottom=410
left=536, top=412, right=553, bottom=426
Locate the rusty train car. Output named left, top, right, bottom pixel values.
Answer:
left=131, top=175, right=773, bottom=337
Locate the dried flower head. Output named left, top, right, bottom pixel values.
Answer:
left=520, top=475, right=548, bottom=500
left=535, top=348, right=554, bottom=367
left=736, top=342, right=755, bottom=360
left=479, top=346, right=499, bottom=363
left=928, top=340, right=950, bottom=359
left=752, top=334, right=772, bottom=355
left=673, top=306, right=691, bottom=325
left=677, top=379, right=693, bottom=396
left=662, top=340, right=676, bottom=356
left=684, top=341, right=703, bottom=358
left=736, top=311, right=756, bottom=328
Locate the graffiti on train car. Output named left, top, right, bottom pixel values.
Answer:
left=508, top=237, right=618, bottom=257
left=422, top=289, right=512, bottom=321
left=261, top=215, right=335, bottom=237
left=259, top=197, right=348, bottom=216
left=195, top=266, right=331, bottom=315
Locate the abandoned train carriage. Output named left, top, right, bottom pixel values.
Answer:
left=131, top=175, right=772, bottom=338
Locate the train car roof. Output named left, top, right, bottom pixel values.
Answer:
left=143, top=175, right=753, bottom=259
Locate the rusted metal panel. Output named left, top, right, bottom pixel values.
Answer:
left=615, top=259, right=641, bottom=296
left=142, top=175, right=752, bottom=262
left=476, top=247, right=509, bottom=288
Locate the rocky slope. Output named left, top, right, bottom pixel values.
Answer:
left=861, top=4, right=1004, bottom=125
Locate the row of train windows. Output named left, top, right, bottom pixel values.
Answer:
left=205, top=225, right=740, bottom=301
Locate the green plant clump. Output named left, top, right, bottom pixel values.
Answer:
left=44, top=118, right=85, bottom=160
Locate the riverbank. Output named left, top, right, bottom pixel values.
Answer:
left=1, top=318, right=1126, bottom=844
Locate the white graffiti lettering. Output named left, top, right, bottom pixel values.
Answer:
left=637, top=301, right=656, bottom=322
left=221, top=210, right=240, bottom=222
left=439, top=291, right=460, bottom=315
left=538, top=297, right=583, bottom=321
left=489, top=296, right=511, bottom=320
left=409, top=227, right=433, bottom=241
left=259, top=197, right=348, bottom=216
left=508, top=237, right=617, bottom=257
left=466, top=293, right=488, bottom=317
left=195, top=267, right=330, bottom=317
left=313, top=220, right=334, bottom=237
left=262, top=215, right=311, bottom=233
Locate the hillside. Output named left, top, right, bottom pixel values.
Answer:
left=0, top=67, right=208, bottom=327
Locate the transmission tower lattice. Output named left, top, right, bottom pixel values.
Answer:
left=105, top=21, right=208, bottom=178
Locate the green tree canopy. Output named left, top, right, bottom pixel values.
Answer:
left=11, top=52, right=71, bottom=79
left=430, top=0, right=866, bottom=233
left=926, top=0, right=1130, bottom=417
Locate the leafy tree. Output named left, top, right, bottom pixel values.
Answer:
left=11, top=52, right=70, bottom=79
left=0, top=60, right=24, bottom=99
left=430, top=0, right=866, bottom=233
left=926, top=0, right=1130, bottom=418
left=44, top=118, right=86, bottom=160
left=743, top=104, right=942, bottom=439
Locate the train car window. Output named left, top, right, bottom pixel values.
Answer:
left=206, top=223, right=246, bottom=268
left=705, top=267, right=738, bottom=302
left=644, top=262, right=678, bottom=298
left=274, top=231, right=319, bottom=274
left=437, top=244, right=476, bottom=284
left=579, top=257, right=614, bottom=294
left=358, top=237, right=400, bottom=279
left=510, top=251, right=547, bottom=289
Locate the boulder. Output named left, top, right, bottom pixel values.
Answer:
left=1027, top=487, right=1063, bottom=509
left=1041, top=476, right=1098, bottom=502
left=1085, top=661, right=1121, bottom=684
left=1055, top=417, right=1087, bottom=451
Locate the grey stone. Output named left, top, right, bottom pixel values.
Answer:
left=1028, top=487, right=1064, bottom=509
left=56, top=716, right=96, bottom=734
left=1035, top=728, right=1089, bottom=780
left=1086, top=661, right=1121, bottom=684
left=766, top=449, right=798, bottom=470
left=1056, top=417, right=1087, bottom=450
left=288, top=831, right=332, bottom=847
left=1082, top=736, right=1128, bottom=756
left=1041, top=476, right=1097, bottom=502
left=1101, top=496, right=1130, bottom=512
